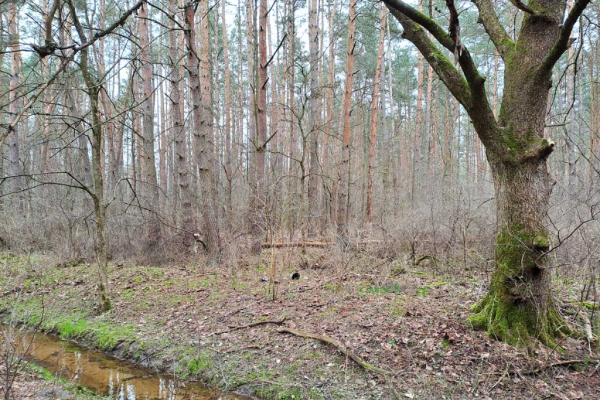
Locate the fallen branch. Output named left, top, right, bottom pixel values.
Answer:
left=519, top=359, right=600, bottom=375
left=262, top=240, right=383, bottom=249
left=207, top=317, right=287, bottom=337
left=262, top=242, right=333, bottom=248
left=277, top=327, right=390, bottom=375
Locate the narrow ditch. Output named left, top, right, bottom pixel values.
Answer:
left=2, top=324, right=251, bottom=400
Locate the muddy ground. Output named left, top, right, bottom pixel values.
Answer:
left=1, top=249, right=598, bottom=399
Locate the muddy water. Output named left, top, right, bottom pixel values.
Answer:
left=6, top=326, right=251, bottom=400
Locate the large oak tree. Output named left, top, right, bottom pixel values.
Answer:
left=383, top=0, right=591, bottom=347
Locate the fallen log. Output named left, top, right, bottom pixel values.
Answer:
left=277, top=327, right=390, bottom=375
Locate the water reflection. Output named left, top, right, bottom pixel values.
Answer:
left=4, top=326, right=250, bottom=400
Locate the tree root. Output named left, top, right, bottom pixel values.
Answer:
left=276, top=327, right=390, bottom=375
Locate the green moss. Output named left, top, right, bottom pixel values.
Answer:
left=470, top=222, right=572, bottom=349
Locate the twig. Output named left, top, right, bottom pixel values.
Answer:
left=277, top=327, right=391, bottom=375
left=207, top=318, right=287, bottom=337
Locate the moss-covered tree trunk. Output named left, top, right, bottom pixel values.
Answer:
left=470, top=159, right=569, bottom=347
left=385, top=0, right=591, bottom=347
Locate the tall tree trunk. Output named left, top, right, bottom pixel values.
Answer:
left=247, top=0, right=269, bottom=253
left=307, top=0, right=321, bottom=237
left=6, top=6, right=24, bottom=212
left=336, top=0, right=357, bottom=247
left=286, top=0, right=297, bottom=241
left=245, top=0, right=262, bottom=253
left=139, top=3, right=162, bottom=258
left=323, top=0, right=338, bottom=230
left=0, top=17, right=5, bottom=210
left=199, top=0, right=222, bottom=263
left=170, top=0, right=193, bottom=249
left=184, top=1, right=221, bottom=263
left=221, top=0, right=233, bottom=218
left=365, top=3, right=386, bottom=226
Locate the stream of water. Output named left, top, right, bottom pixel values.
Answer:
left=2, top=325, right=252, bottom=400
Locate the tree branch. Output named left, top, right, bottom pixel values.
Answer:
left=387, top=8, right=472, bottom=110
left=507, top=0, right=535, bottom=15
left=387, top=3, right=500, bottom=154
left=471, top=0, right=514, bottom=60
left=385, top=0, right=487, bottom=102
left=540, top=0, right=591, bottom=75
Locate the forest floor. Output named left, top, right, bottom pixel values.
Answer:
left=0, top=248, right=599, bottom=400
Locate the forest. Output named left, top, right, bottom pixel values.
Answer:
left=0, top=0, right=599, bottom=399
